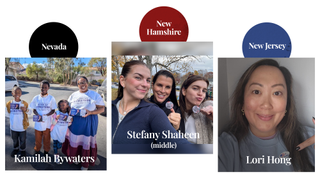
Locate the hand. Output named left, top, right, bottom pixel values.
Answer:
left=20, top=106, right=27, bottom=112
left=296, top=117, right=315, bottom=151
left=83, top=109, right=91, bottom=118
left=200, top=105, right=213, bottom=121
left=55, top=115, right=60, bottom=120
left=168, top=108, right=181, bottom=130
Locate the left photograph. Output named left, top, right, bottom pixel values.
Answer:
left=5, top=57, right=107, bottom=170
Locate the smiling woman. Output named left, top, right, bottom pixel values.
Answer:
left=218, top=59, right=315, bottom=172
left=62, top=76, right=105, bottom=170
left=149, top=70, right=181, bottom=131
left=112, top=60, right=190, bottom=146
left=242, top=65, right=287, bottom=137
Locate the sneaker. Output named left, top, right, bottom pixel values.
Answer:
left=44, top=151, right=49, bottom=156
left=54, top=154, right=61, bottom=164
left=10, top=149, right=19, bottom=157
left=95, top=157, right=100, bottom=165
left=34, top=151, right=40, bottom=156
left=20, top=151, right=26, bottom=157
left=81, top=166, right=88, bottom=170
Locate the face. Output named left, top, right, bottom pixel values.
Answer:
left=78, top=78, right=88, bottom=93
left=152, top=75, right=173, bottom=103
left=12, top=88, right=22, bottom=101
left=243, top=65, right=287, bottom=137
left=182, top=80, right=208, bottom=110
left=40, top=83, right=49, bottom=95
left=59, top=101, right=68, bottom=112
left=120, top=65, right=151, bottom=100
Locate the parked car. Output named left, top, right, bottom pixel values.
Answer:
left=5, top=75, right=19, bottom=92
left=96, top=78, right=106, bottom=116
left=91, top=80, right=101, bottom=86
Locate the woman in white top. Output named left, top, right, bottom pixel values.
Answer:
left=62, top=76, right=105, bottom=170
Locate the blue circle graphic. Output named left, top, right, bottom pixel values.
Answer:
left=242, top=22, right=291, bottom=58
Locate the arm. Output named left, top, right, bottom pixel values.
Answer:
left=83, top=105, right=105, bottom=117
left=33, top=109, right=39, bottom=116
left=44, top=109, right=55, bottom=116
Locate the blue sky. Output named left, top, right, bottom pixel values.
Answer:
left=12, top=58, right=92, bottom=68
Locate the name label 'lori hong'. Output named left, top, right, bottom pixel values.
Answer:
left=246, top=155, right=291, bottom=166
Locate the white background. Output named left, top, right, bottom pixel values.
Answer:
left=1, top=0, right=319, bottom=182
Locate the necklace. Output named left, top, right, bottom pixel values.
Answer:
left=120, top=99, right=139, bottom=120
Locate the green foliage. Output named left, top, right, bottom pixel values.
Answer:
left=88, top=58, right=106, bottom=76
left=26, top=61, right=45, bottom=81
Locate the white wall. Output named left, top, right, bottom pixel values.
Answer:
left=218, top=58, right=315, bottom=135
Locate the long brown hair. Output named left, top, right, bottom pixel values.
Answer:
left=179, top=74, right=209, bottom=121
left=117, top=60, right=148, bottom=99
left=229, top=59, right=314, bottom=171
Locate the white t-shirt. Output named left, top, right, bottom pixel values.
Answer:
left=68, top=90, right=105, bottom=111
left=30, top=94, right=57, bottom=131
left=185, top=115, right=197, bottom=144
left=6, top=100, right=32, bottom=132
left=51, top=111, right=70, bottom=143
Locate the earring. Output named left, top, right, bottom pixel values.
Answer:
left=241, top=109, right=244, bottom=115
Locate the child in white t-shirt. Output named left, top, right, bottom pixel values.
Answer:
left=51, top=100, right=73, bottom=159
left=29, top=80, right=57, bottom=155
left=5, top=86, right=32, bottom=157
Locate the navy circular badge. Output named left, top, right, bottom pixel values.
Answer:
left=242, top=22, right=291, bottom=58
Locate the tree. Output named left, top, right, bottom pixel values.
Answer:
left=5, top=58, right=20, bottom=75
left=112, top=55, right=133, bottom=79
left=88, top=58, right=107, bottom=77
left=46, top=58, right=75, bottom=84
left=5, top=58, right=11, bottom=75
left=26, top=61, right=45, bottom=81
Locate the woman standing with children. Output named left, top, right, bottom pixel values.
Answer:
left=62, top=76, right=105, bottom=170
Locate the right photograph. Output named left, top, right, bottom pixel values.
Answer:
left=218, top=58, right=315, bottom=172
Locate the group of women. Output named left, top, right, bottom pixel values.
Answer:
left=111, top=59, right=315, bottom=172
left=112, top=60, right=213, bottom=145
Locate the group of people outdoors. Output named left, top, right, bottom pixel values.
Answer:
left=6, top=77, right=105, bottom=170
left=111, top=60, right=213, bottom=145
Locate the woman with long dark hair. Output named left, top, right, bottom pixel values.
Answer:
left=112, top=60, right=189, bottom=144
left=179, top=75, right=213, bottom=144
left=218, top=59, right=315, bottom=171
left=149, top=70, right=182, bottom=130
